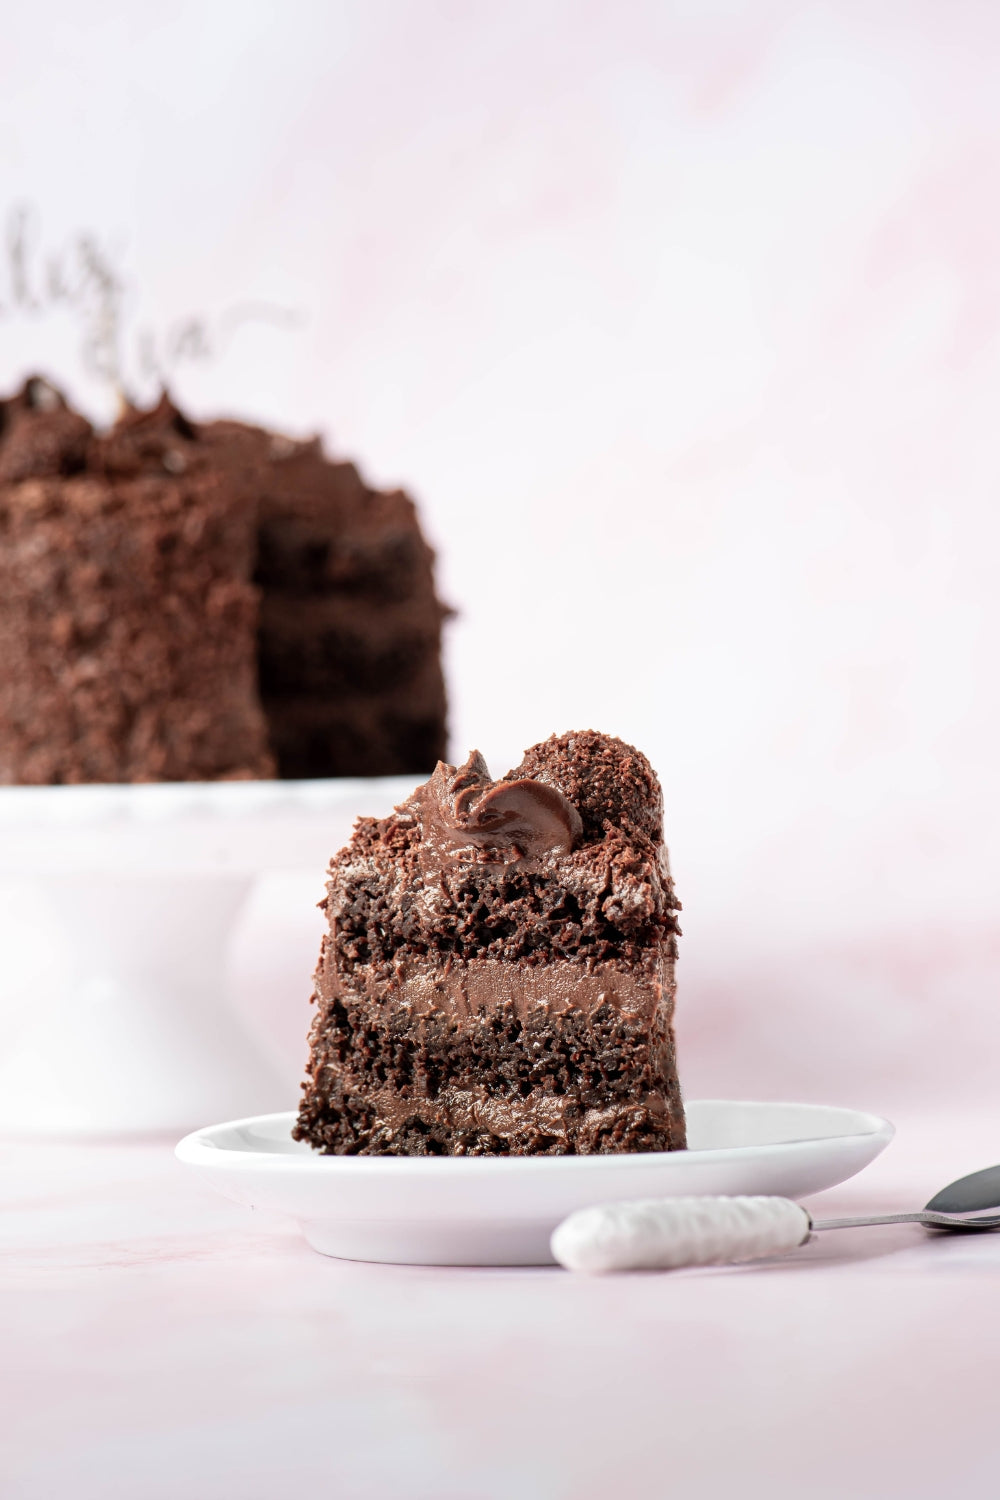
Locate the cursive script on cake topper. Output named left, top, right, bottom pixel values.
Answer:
left=0, top=203, right=300, bottom=408
left=415, top=751, right=583, bottom=872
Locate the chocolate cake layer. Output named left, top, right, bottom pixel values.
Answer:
left=295, top=730, right=684, bottom=1155
left=255, top=488, right=431, bottom=600
left=265, top=675, right=447, bottom=780
left=258, top=594, right=444, bottom=698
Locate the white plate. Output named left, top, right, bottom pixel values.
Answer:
left=176, top=1100, right=894, bottom=1266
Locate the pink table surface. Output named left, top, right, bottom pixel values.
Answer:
left=4, top=1107, right=1000, bottom=1500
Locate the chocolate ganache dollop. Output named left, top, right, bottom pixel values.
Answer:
left=414, top=751, right=583, bottom=871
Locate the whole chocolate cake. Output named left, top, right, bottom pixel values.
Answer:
left=295, top=730, right=685, bottom=1155
left=0, top=378, right=448, bottom=783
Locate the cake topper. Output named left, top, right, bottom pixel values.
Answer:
left=0, top=202, right=299, bottom=411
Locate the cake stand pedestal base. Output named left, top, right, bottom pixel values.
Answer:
left=0, top=776, right=419, bottom=1137
left=0, top=874, right=287, bottom=1137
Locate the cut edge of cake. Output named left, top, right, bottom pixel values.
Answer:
left=295, top=730, right=685, bottom=1156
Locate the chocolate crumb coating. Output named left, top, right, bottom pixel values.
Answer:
left=0, top=376, right=92, bottom=483
left=295, top=732, right=685, bottom=1156
left=507, top=729, right=664, bottom=844
left=0, top=469, right=273, bottom=783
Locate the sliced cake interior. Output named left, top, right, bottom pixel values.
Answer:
left=295, top=730, right=685, bottom=1155
left=97, top=395, right=449, bottom=779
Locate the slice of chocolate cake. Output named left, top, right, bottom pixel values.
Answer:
left=295, top=731, right=685, bottom=1155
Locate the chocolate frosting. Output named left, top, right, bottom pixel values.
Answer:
left=414, top=750, right=583, bottom=870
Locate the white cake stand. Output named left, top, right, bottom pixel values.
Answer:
left=0, top=776, right=418, bottom=1137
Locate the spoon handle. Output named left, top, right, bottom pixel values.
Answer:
left=812, top=1211, right=926, bottom=1230
left=552, top=1195, right=1000, bottom=1273
left=551, top=1195, right=810, bottom=1273
left=814, top=1210, right=1000, bottom=1231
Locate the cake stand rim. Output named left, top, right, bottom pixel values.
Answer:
left=0, top=773, right=423, bottom=824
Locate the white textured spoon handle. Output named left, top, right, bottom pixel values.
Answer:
left=551, top=1195, right=812, bottom=1273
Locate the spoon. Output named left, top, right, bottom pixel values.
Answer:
left=551, top=1164, right=1000, bottom=1274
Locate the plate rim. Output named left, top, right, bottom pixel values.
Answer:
left=175, top=1099, right=896, bottom=1174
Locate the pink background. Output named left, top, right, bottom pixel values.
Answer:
left=5, top=0, right=997, bottom=1113
left=3, top=6, right=1000, bottom=1496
